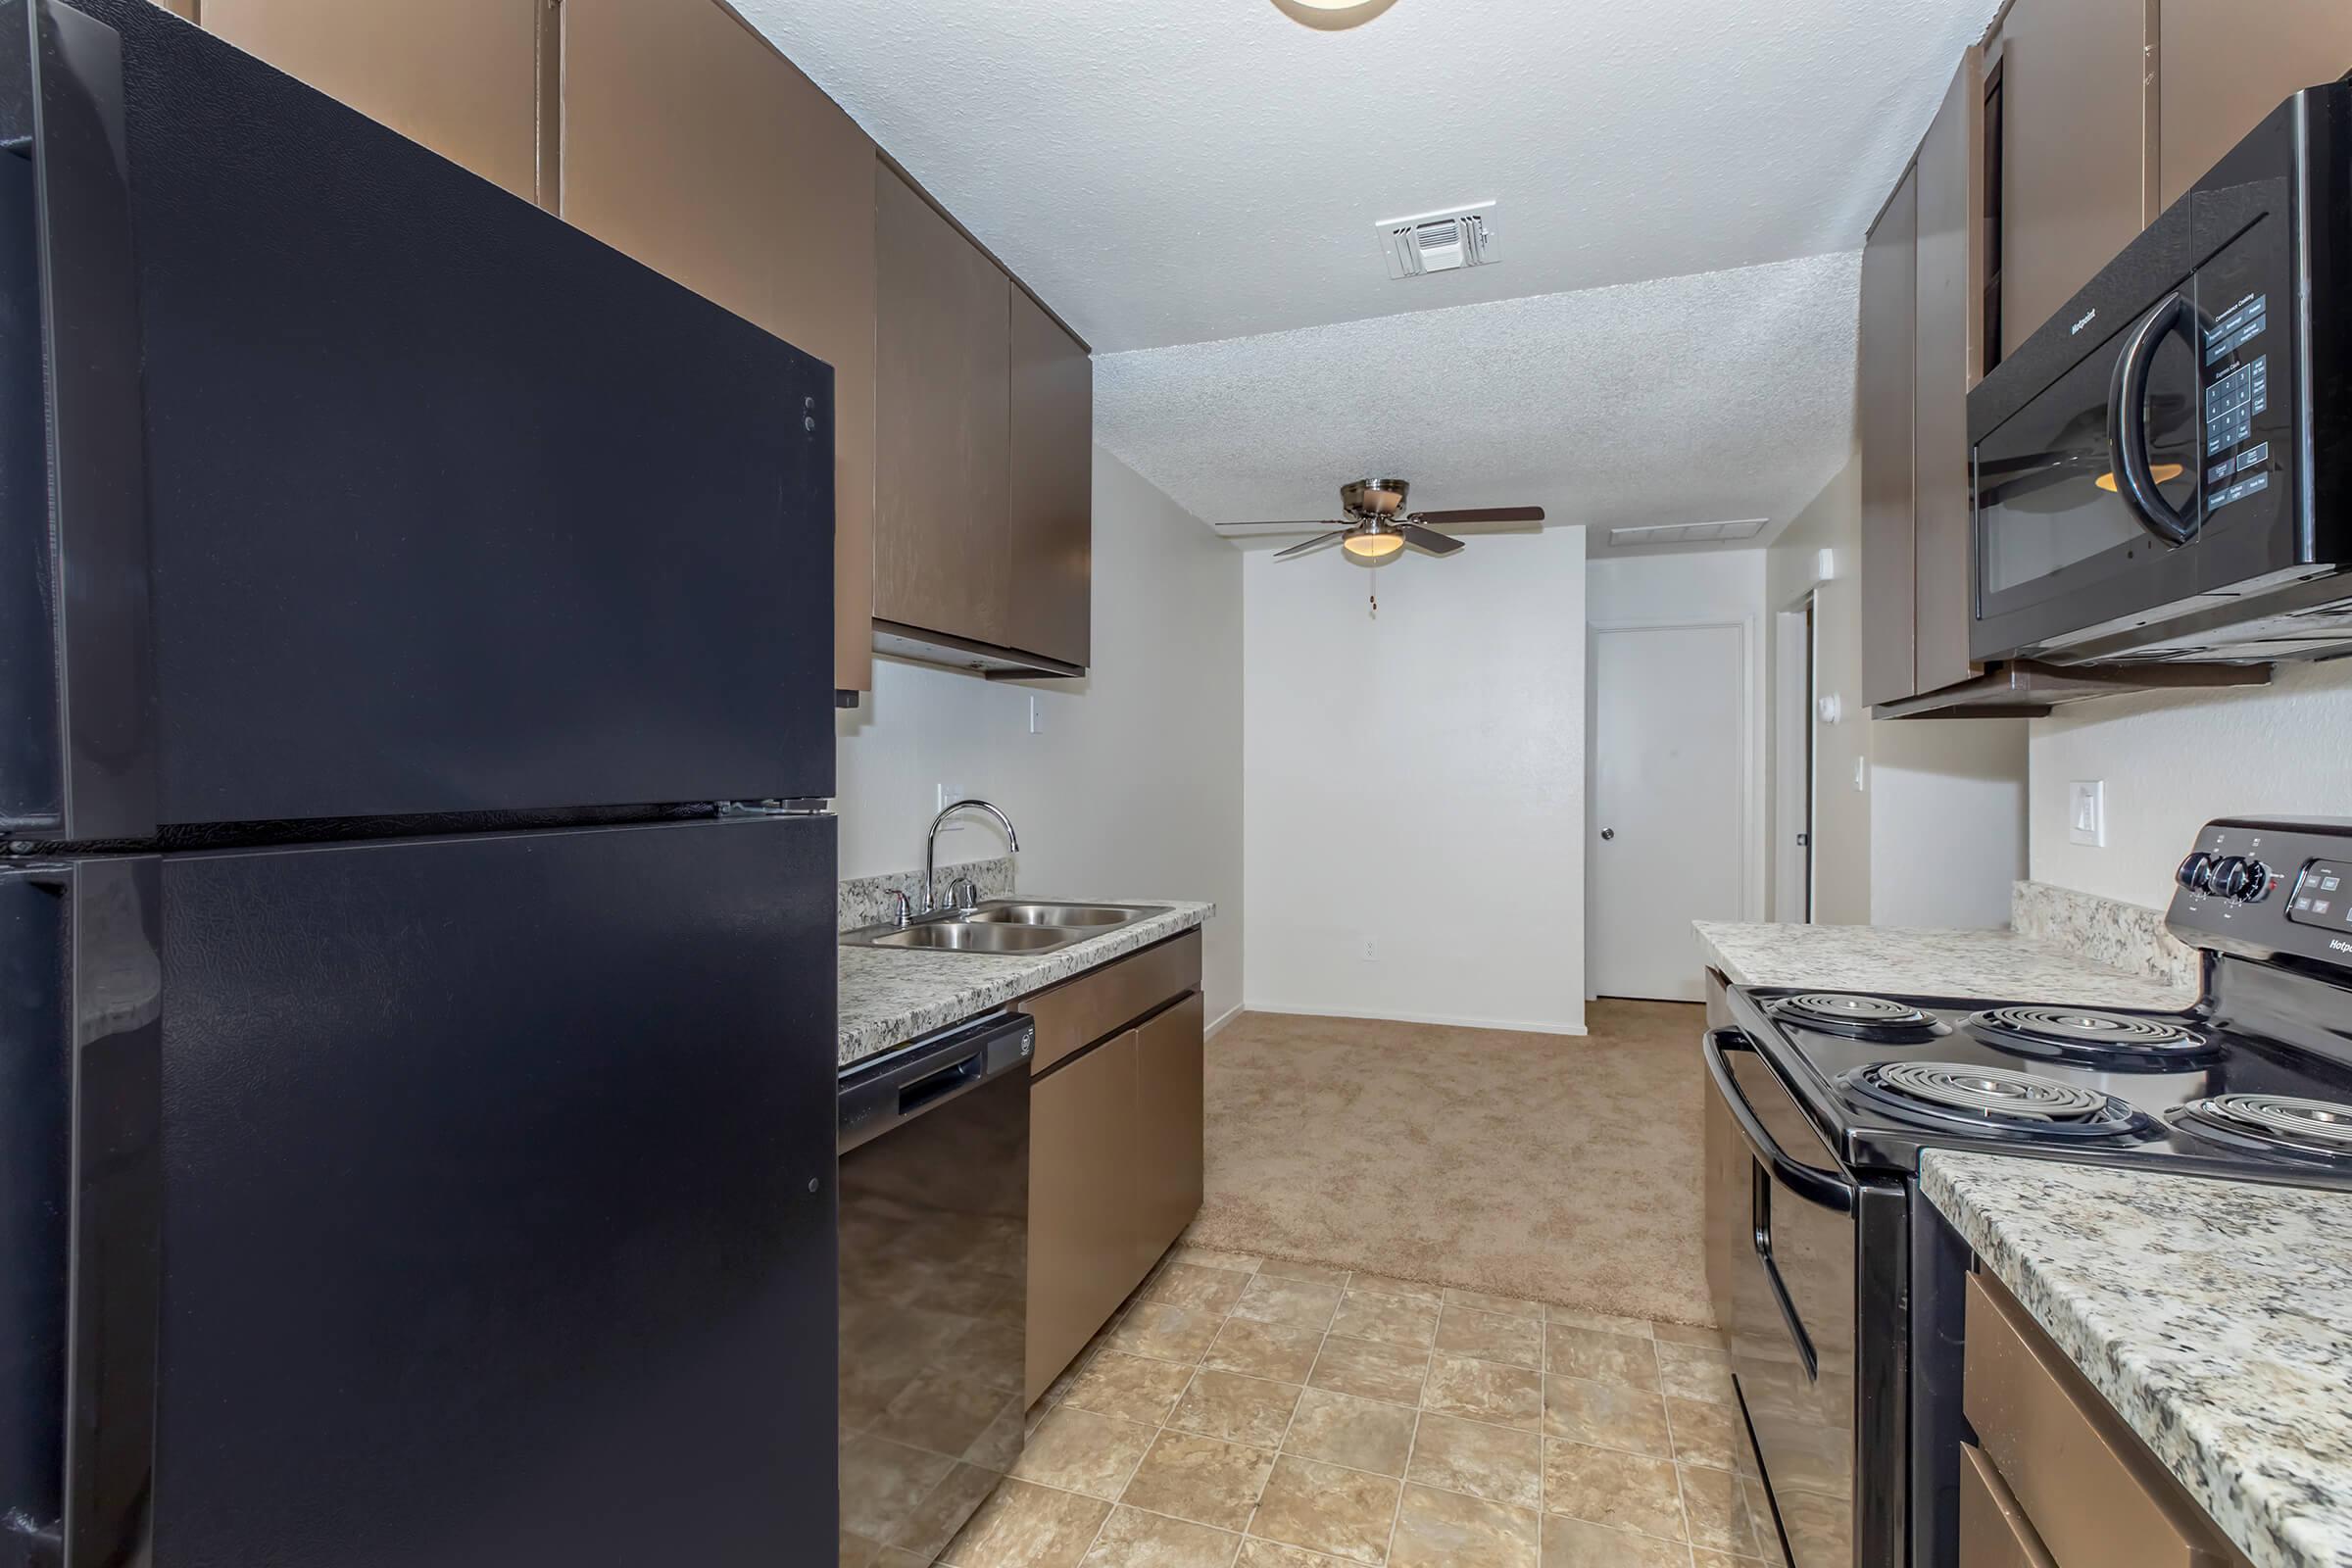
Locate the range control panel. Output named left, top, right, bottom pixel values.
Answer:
left=2170, top=819, right=2352, bottom=967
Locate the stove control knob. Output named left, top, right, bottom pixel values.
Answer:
left=2210, top=856, right=2253, bottom=900
left=2178, top=853, right=2215, bottom=892
left=2242, top=860, right=2274, bottom=902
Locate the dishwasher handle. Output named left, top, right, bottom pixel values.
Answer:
left=839, top=1012, right=1034, bottom=1154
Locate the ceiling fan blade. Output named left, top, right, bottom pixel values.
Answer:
left=1398, top=523, right=1465, bottom=557
left=1411, top=506, right=1546, bottom=528
left=1215, top=519, right=1351, bottom=534
left=1273, top=531, right=1348, bottom=561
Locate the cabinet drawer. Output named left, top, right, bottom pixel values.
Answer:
left=1963, top=1271, right=2238, bottom=1568
left=1959, top=1442, right=2056, bottom=1568
left=1021, top=931, right=1201, bottom=1073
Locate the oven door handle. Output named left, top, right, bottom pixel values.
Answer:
left=2107, top=292, right=2197, bottom=548
left=1703, top=1029, right=1854, bottom=1214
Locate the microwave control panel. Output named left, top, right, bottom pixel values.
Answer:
left=2201, top=291, right=2273, bottom=512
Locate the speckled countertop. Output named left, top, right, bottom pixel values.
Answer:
left=1694, top=920, right=2193, bottom=1009
left=1924, top=1152, right=2352, bottom=1568
left=838, top=901, right=1212, bottom=1068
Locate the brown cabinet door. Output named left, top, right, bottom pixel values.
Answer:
left=1132, top=994, right=1205, bottom=1273
left=200, top=0, right=542, bottom=202
left=557, top=0, right=878, bottom=693
left=1915, top=56, right=1981, bottom=696
left=2159, top=0, right=2352, bottom=211
left=1007, top=289, right=1094, bottom=668
left=1027, top=1034, right=1140, bottom=1402
left=874, top=168, right=1013, bottom=650
left=1861, top=165, right=1920, bottom=710
left=1996, top=0, right=2152, bottom=359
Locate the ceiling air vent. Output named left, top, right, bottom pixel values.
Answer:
left=1379, top=202, right=1496, bottom=279
left=1606, top=518, right=1771, bottom=548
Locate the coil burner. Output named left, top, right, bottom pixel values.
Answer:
left=1837, top=1061, right=2152, bottom=1140
left=1765, top=993, right=1949, bottom=1044
left=2168, top=1094, right=2352, bottom=1164
left=1964, top=1006, right=2213, bottom=1067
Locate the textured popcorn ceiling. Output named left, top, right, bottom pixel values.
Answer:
left=733, top=0, right=1993, bottom=548
left=1095, top=252, right=1864, bottom=550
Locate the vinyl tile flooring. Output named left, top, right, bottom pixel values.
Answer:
left=840, top=1246, right=1789, bottom=1568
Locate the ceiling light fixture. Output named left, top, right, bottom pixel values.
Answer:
left=1342, top=526, right=1405, bottom=561
left=1270, top=0, right=1399, bottom=30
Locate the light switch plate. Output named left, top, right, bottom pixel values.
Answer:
left=2069, top=780, right=2106, bottom=847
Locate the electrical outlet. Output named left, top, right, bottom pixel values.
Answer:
left=1361, top=937, right=1378, bottom=963
left=2069, top=780, right=2107, bottom=847
left=935, top=783, right=966, bottom=826
left=1028, top=695, right=1043, bottom=736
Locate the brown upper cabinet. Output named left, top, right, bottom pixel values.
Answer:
left=1913, top=54, right=1983, bottom=697
left=2158, top=0, right=2352, bottom=210
left=1007, top=290, right=1094, bottom=669
left=873, top=167, right=1095, bottom=674
left=195, top=0, right=543, bottom=203
left=1993, top=0, right=2152, bottom=360
left=556, top=0, right=878, bottom=695
left=1860, top=166, right=1920, bottom=710
left=874, top=167, right=1014, bottom=653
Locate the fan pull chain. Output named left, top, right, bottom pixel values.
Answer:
left=1368, top=587, right=1378, bottom=617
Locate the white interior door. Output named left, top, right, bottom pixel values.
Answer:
left=1591, top=622, right=1746, bottom=1002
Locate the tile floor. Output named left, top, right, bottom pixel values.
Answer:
left=841, top=1245, right=1791, bottom=1568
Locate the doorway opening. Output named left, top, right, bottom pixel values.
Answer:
left=1771, top=595, right=1817, bottom=923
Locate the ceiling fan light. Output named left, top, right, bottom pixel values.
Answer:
left=1342, top=529, right=1404, bottom=561
left=1269, top=0, right=1400, bottom=29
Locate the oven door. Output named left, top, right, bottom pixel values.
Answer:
left=1704, top=1030, right=1858, bottom=1568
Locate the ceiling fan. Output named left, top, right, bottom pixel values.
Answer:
left=1221, top=479, right=1545, bottom=563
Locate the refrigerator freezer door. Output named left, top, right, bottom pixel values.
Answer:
left=56, top=0, right=836, bottom=825
left=150, top=814, right=837, bottom=1565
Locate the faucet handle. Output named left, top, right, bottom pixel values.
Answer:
left=949, top=875, right=980, bottom=913
left=883, top=888, right=913, bottom=927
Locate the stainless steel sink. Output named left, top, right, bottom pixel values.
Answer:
left=867, top=922, right=1071, bottom=953
left=963, top=902, right=1159, bottom=928
left=844, top=898, right=1166, bottom=955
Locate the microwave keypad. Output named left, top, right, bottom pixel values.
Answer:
left=2204, top=293, right=2269, bottom=365
left=2204, top=355, right=2267, bottom=459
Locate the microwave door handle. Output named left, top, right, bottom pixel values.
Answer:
left=2107, top=292, right=2197, bottom=547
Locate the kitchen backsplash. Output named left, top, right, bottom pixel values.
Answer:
left=838, top=855, right=1018, bottom=931
left=2012, top=880, right=2203, bottom=994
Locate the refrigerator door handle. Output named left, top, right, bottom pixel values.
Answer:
left=0, top=858, right=163, bottom=1568
left=0, top=0, right=155, bottom=842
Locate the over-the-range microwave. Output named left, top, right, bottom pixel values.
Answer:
left=1969, top=79, right=2352, bottom=666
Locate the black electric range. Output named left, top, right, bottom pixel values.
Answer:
left=1705, top=816, right=2352, bottom=1568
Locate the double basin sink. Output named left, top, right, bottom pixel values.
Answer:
left=846, top=900, right=1167, bottom=956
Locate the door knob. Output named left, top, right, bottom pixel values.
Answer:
left=1600, top=828, right=1615, bottom=841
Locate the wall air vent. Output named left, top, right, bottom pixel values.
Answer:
left=1605, top=517, right=1771, bottom=548
left=1378, top=202, right=1496, bottom=279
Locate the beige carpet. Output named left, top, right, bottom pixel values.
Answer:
left=1187, top=1002, right=1713, bottom=1327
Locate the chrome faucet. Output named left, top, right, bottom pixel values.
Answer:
left=924, top=799, right=1019, bottom=914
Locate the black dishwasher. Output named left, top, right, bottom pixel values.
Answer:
left=836, top=1013, right=1034, bottom=1552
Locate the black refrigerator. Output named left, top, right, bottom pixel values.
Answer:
left=0, top=1, right=841, bottom=1564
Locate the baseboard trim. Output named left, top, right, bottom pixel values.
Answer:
left=1205, top=1003, right=1245, bottom=1041
left=1239, top=1003, right=1589, bottom=1038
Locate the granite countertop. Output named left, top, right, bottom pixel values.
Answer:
left=838, top=901, right=1212, bottom=1068
left=1694, top=920, right=2193, bottom=1009
left=1923, top=1152, right=2352, bottom=1568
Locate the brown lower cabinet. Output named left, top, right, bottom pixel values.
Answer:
left=1020, top=933, right=1204, bottom=1402
left=1961, top=1268, right=2252, bottom=1568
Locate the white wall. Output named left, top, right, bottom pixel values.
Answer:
left=1587, top=551, right=1771, bottom=922
left=2028, top=659, right=2352, bottom=909
left=1242, top=526, right=1589, bottom=1034
left=1761, top=456, right=2029, bottom=928
left=835, top=451, right=1246, bottom=1024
